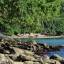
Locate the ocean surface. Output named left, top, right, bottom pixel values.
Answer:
left=17, top=38, right=64, bottom=57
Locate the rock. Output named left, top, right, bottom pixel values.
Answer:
left=5, top=50, right=10, bottom=54
left=33, top=62, right=40, bottom=64
left=24, top=61, right=40, bottom=64
left=34, top=55, right=41, bottom=59
left=55, top=60, right=61, bottom=64
left=24, top=50, right=34, bottom=56
left=1, top=43, right=15, bottom=54
left=14, top=62, right=24, bottom=64
left=0, top=46, right=62, bottom=64
left=43, top=55, right=49, bottom=60
left=50, top=54, right=64, bottom=61
left=24, top=61, right=33, bottom=64
left=9, top=47, right=16, bottom=54
left=37, top=43, right=48, bottom=47
left=0, top=53, right=13, bottom=64
left=13, top=47, right=25, bottom=55
left=60, top=60, right=64, bottom=64
left=49, top=45, right=62, bottom=51
left=16, top=55, right=26, bottom=61
left=38, top=57, right=44, bottom=64
left=9, top=54, right=18, bottom=61
left=38, top=56, right=50, bottom=64
left=49, top=59, right=61, bottom=64
left=0, top=47, right=5, bottom=53
left=44, top=63, right=49, bottom=64
left=16, top=54, right=36, bottom=62
left=9, top=53, right=36, bottom=62
left=22, top=55, right=36, bottom=61
left=50, top=55, right=57, bottom=59
left=10, top=47, right=37, bottom=62
left=5, top=43, right=10, bottom=47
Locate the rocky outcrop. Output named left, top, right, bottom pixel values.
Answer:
left=0, top=42, right=63, bottom=64
left=0, top=47, right=63, bottom=64
left=17, top=42, right=64, bottom=56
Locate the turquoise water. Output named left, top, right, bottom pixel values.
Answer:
left=17, top=38, right=64, bottom=57
left=35, top=38, right=64, bottom=57
left=19, top=38, right=64, bottom=46
left=35, top=38, right=64, bottom=46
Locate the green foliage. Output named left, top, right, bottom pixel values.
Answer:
left=0, top=0, right=64, bottom=35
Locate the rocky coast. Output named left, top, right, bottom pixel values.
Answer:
left=0, top=38, right=64, bottom=64
left=0, top=45, right=63, bottom=64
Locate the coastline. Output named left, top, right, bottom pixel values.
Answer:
left=9, top=34, right=64, bottom=39
left=0, top=34, right=64, bottom=64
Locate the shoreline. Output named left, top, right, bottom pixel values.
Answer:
left=9, top=34, right=64, bottom=39
left=0, top=37, right=64, bottom=64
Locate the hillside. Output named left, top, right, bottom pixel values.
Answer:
left=0, top=0, right=64, bottom=36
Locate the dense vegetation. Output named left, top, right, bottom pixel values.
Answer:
left=0, top=0, right=64, bottom=35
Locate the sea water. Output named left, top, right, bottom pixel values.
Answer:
left=35, top=38, right=64, bottom=57
left=17, top=38, right=64, bottom=57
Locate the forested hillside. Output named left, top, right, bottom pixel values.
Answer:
left=0, top=0, right=64, bottom=35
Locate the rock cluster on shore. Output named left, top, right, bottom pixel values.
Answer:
left=0, top=38, right=64, bottom=64
left=0, top=43, right=63, bottom=64
left=17, top=41, right=64, bottom=56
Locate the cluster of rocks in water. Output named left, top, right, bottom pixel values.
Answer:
left=17, top=41, right=64, bottom=55
left=0, top=39, right=64, bottom=64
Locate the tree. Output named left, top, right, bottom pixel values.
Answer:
left=0, top=0, right=63, bottom=35
left=0, top=0, right=21, bottom=35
